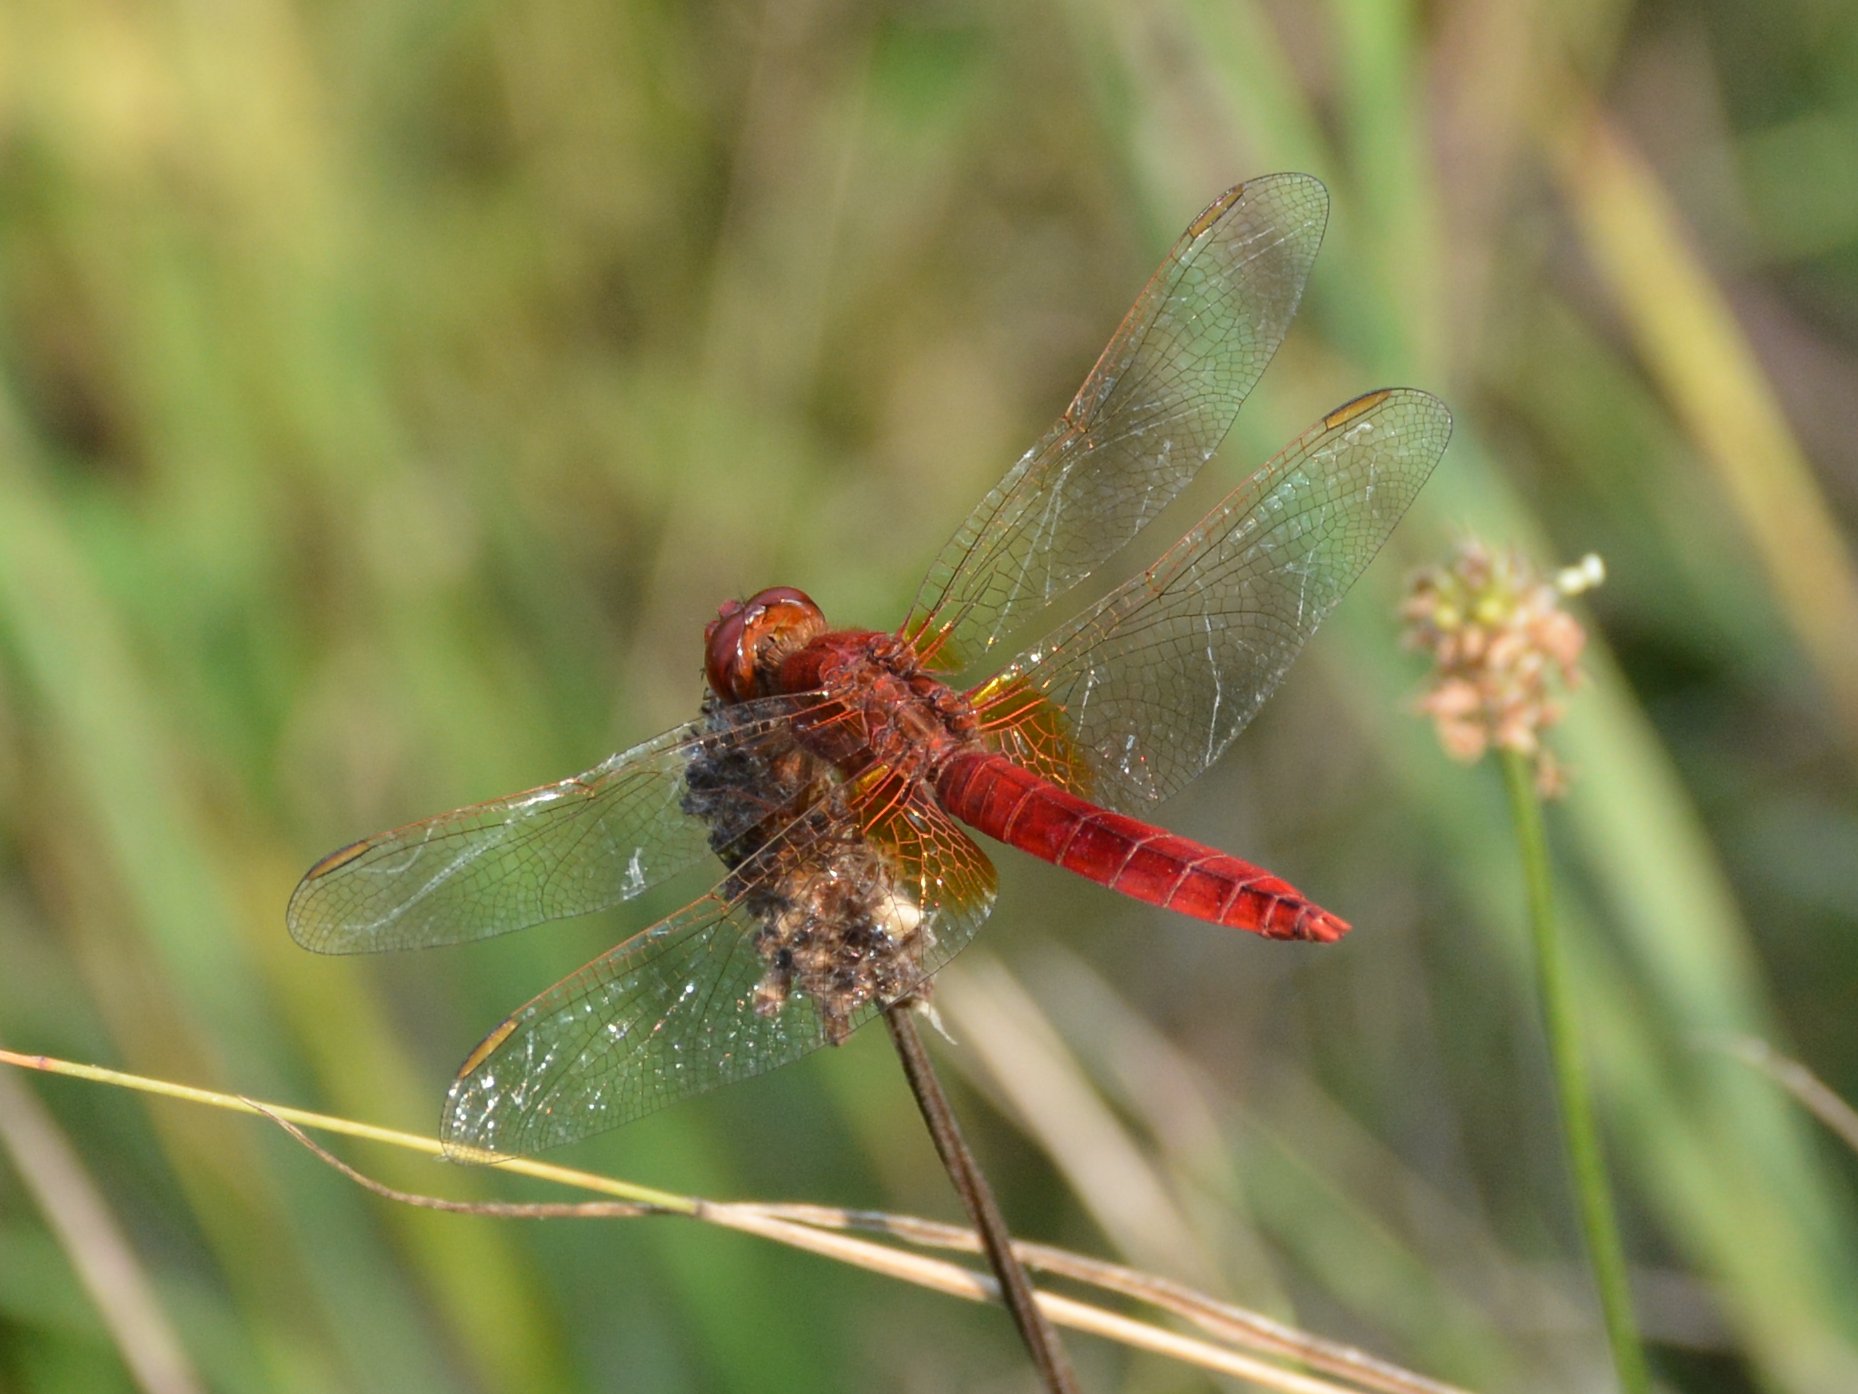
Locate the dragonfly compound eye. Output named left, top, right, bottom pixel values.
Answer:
left=704, top=586, right=827, bottom=701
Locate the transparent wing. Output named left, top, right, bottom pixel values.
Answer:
left=441, top=773, right=998, bottom=1156
left=903, top=174, right=1330, bottom=673
left=286, top=693, right=824, bottom=954
left=978, top=389, right=1452, bottom=810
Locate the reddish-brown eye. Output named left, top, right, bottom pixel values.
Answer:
left=704, top=587, right=826, bottom=701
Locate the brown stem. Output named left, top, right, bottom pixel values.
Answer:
left=884, top=1003, right=1079, bottom=1394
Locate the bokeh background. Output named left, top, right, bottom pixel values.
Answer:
left=3, top=0, right=1857, bottom=1390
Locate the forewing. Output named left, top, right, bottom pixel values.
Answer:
left=441, top=774, right=998, bottom=1156
left=287, top=694, right=823, bottom=953
left=981, top=389, right=1452, bottom=809
left=903, top=174, right=1329, bottom=673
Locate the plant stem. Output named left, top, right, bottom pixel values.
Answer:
left=884, top=1004, right=1079, bottom=1394
left=1500, top=750, right=1652, bottom=1394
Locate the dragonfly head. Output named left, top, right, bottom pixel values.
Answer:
left=705, top=586, right=828, bottom=702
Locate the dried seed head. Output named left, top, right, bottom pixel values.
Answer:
left=1400, top=541, right=1603, bottom=798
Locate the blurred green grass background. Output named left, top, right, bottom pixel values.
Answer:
left=3, top=0, right=1857, bottom=1390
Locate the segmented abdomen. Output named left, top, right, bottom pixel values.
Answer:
left=935, top=751, right=1347, bottom=942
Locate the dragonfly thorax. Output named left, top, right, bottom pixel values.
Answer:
left=707, top=589, right=982, bottom=783
left=776, top=629, right=981, bottom=781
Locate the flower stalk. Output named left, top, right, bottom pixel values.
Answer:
left=884, top=1004, right=1079, bottom=1394
left=1500, top=750, right=1652, bottom=1394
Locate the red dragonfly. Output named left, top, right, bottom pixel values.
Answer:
left=290, top=174, right=1451, bottom=1158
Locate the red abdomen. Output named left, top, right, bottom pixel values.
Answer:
left=935, top=751, right=1348, bottom=942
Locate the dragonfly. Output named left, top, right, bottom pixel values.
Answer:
left=289, top=174, right=1452, bottom=1159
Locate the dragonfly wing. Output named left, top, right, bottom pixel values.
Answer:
left=982, top=389, right=1452, bottom=810
left=287, top=693, right=824, bottom=954
left=442, top=772, right=998, bottom=1156
left=903, top=174, right=1329, bottom=673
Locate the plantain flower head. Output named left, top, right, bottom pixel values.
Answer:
left=1400, top=541, right=1603, bottom=798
